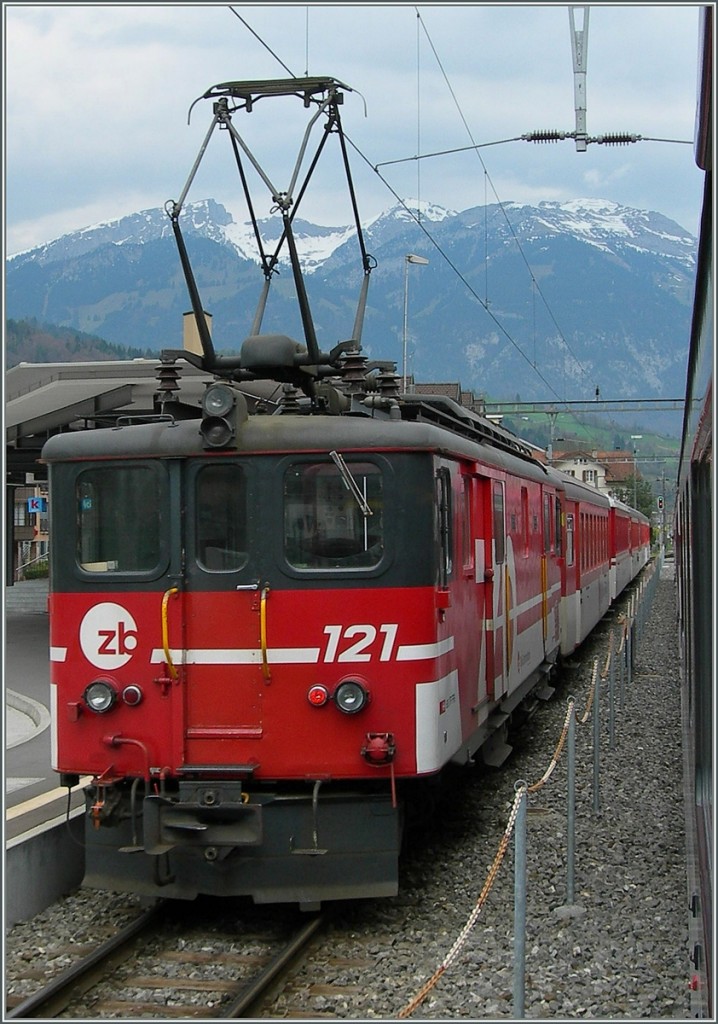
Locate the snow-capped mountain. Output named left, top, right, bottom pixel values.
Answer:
left=8, top=197, right=459, bottom=273
left=473, top=198, right=697, bottom=265
left=6, top=196, right=697, bottom=435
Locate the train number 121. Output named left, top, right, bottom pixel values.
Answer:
left=323, top=624, right=398, bottom=663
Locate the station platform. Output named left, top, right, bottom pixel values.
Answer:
left=7, top=689, right=49, bottom=749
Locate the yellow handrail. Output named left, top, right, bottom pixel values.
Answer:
left=162, top=587, right=179, bottom=680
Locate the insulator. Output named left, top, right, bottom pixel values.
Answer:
left=340, top=350, right=370, bottom=395
left=522, top=130, right=567, bottom=143
left=595, top=133, right=639, bottom=146
left=280, top=383, right=301, bottom=413
left=155, top=362, right=182, bottom=397
left=376, top=368, right=401, bottom=399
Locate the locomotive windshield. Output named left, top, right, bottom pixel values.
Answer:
left=284, top=460, right=384, bottom=569
left=77, top=464, right=164, bottom=573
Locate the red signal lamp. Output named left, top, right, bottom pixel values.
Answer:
left=307, top=684, right=329, bottom=707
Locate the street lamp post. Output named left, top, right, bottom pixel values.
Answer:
left=402, top=254, right=429, bottom=391
left=630, top=435, right=642, bottom=509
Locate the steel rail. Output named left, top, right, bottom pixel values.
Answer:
left=6, top=903, right=163, bottom=1019
left=221, top=913, right=326, bottom=1018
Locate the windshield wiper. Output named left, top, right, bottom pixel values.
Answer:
left=329, top=451, right=373, bottom=518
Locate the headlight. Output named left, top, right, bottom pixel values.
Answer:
left=334, top=680, right=369, bottom=714
left=83, top=679, right=117, bottom=714
left=202, top=383, right=235, bottom=417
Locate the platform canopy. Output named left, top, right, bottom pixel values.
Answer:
left=4, top=360, right=214, bottom=482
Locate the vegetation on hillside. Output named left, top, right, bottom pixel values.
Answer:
left=5, top=317, right=156, bottom=368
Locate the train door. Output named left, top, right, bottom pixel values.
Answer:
left=457, top=468, right=489, bottom=717
left=541, top=488, right=561, bottom=658
left=483, top=478, right=507, bottom=701
left=179, top=460, right=264, bottom=766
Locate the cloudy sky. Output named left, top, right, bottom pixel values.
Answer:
left=4, top=3, right=706, bottom=256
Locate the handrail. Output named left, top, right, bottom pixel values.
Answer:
left=260, top=585, right=271, bottom=681
left=14, top=552, right=49, bottom=578
left=161, top=588, right=180, bottom=680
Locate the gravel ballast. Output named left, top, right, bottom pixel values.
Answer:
left=6, top=561, right=691, bottom=1019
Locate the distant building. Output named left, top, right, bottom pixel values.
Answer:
left=410, top=380, right=487, bottom=417
left=550, top=448, right=640, bottom=499
left=11, top=484, right=49, bottom=580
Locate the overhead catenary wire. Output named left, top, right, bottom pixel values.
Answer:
left=411, top=7, right=600, bottom=399
left=223, top=7, right=616, bottom=416
left=347, top=140, right=573, bottom=408
left=228, top=6, right=296, bottom=77
left=375, top=131, right=692, bottom=164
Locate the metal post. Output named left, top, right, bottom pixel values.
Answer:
left=592, top=658, right=601, bottom=815
left=402, top=258, right=409, bottom=391
left=618, top=625, right=626, bottom=708
left=513, top=783, right=528, bottom=1018
left=569, top=7, right=590, bottom=152
left=608, top=633, right=615, bottom=750
left=630, top=435, right=642, bottom=510
left=637, top=584, right=643, bottom=646
left=567, top=702, right=576, bottom=904
left=6, top=484, right=17, bottom=587
left=402, top=254, right=429, bottom=392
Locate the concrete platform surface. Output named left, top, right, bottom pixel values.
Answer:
left=7, top=689, right=50, bottom=749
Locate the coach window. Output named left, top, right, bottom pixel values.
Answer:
left=555, top=498, right=563, bottom=557
left=543, top=493, right=552, bottom=553
left=521, top=486, right=529, bottom=557
left=492, top=482, right=505, bottom=565
left=461, top=475, right=474, bottom=572
left=436, top=467, right=453, bottom=586
left=77, top=464, right=163, bottom=573
left=284, top=460, right=384, bottom=570
left=196, top=464, right=248, bottom=571
left=566, top=513, right=575, bottom=566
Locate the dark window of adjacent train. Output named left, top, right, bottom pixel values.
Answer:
left=196, top=463, right=248, bottom=572
left=76, top=464, right=164, bottom=573
left=284, top=460, right=384, bottom=570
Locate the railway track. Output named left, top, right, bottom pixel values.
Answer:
left=6, top=900, right=327, bottom=1019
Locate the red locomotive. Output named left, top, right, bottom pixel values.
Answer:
left=43, top=78, right=650, bottom=908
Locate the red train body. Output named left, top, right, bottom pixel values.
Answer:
left=42, top=75, right=650, bottom=907
left=43, top=400, right=649, bottom=906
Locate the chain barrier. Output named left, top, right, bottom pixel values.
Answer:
left=528, top=698, right=575, bottom=794
left=397, top=784, right=527, bottom=1019
left=397, top=559, right=659, bottom=1018
left=579, top=657, right=599, bottom=724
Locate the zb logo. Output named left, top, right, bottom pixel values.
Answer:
left=80, top=603, right=139, bottom=669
